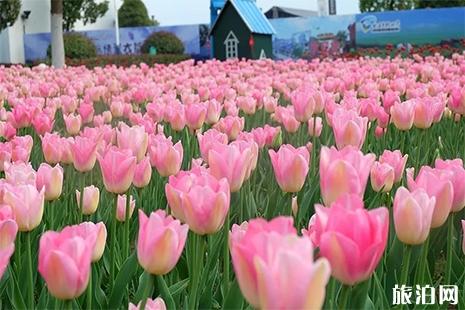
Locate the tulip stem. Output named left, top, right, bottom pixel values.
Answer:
left=86, top=267, right=92, bottom=310
left=79, top=175, right=85, bottom=224
left=124, top=189, right=131, bottom=259
left=415, top=236, right=429, bottom=285
left=222, top=212, right=230, bottom=299
left=156, top=275, right=176, bottom=310
left=338, top=284, right=351, bottom=310
left=26, top=232, right=34, bottom=309
left=400, top=244, right=412, bottom=285
left=445, top=213, right=454, bottom=284
left=189, top=233, right=204, bottom=309
left=110, top=194, right=117, bottom=289
left=140, top=271, right=153, bottom=310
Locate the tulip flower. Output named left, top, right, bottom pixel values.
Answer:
left=178, top=171, right=230, bottom=235
left=0, top=214, right=18, bottom=279
left=331, top=108, right=368, bottom=149
left=117, top=123, right=148, bottom=162
left=116, top=194, right=136, bottom=222
left=205, top=99, right=222, bottom=125
left=379, top=150, right=408, bottom=183
left=129, top=298, right=166, bottom=310
left=133, top=156, right=152, bottom=188
left=71, top=136, right=98, bottom=172
left=41, top=132, right=63, bottom=164
left=32, top=112, right=54, bottom=136
left=197, top=129, right=228, bottom=162
left=309, top=194, right=389, bottom=285
left=213, top=116, right=245, bottom=140
left=208, top=141, right=254, bottom=192
left=308, top=116, right=323, bottom=137
left=60, top=222, right=106, bottom=262
left=413, top=99, right=435, bottom=129
left=137, top=209, right=188, bottom=275
left=4, top=162, right=36, bottom=186
left=393, top=187, right=435, bottom=245
left=148, top=134, right=183, bottom=177
left=435, top=159, right=465, bottom=212
left=38, top=225, right=96, bottom=299
left=36, top=163, right=63, bottom=201
left=290, top=88, right=315, bottom=122
left=185, top=103, right=207, bottom=130
left=63, top=113, right=82, bottom=136
left=4, top=184, right=44, bottom=232
left=407, top=167, right=454, bottom=228
left=98, top=147, right=136, bottom=194
left=269, top=144, right=310, bottom=193
left=319, top=146, right=375, bottom=205
left=370, top=162, right=395, bottom=192
left=390, top=100, right=415, bottom=131
left=76, top=185, right=100, bottom=215
left=229, top=217, right=330, bottom=309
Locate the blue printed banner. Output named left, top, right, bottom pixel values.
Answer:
left=356, top=7, right=465, bottom=47
left=24, top=24, right=202, bottom=61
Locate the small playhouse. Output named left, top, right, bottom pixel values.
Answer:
left=210, top=0, right=275, bottom=60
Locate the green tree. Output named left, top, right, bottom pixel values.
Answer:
left=0, top=0, right=21, bottom=32
left=360, top=0, right=416, bottom=12
left=416, top=0, right=465, bottom=8
left=118, top=0, right=158, bottom=28
left=63, top=0, right=109, bottom=31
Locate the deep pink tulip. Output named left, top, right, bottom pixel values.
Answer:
left=310, top=194, right=388, bottom=285
left=435, top=159, right=465, bottom=212
left=394, top=187, right=435, bottom=245
left=407, top=167, right=454, bottom=228
left=137, top=209, right=188, bottom=275
left=38, top=225, right=96, bottom=299
left=36, top=163, right=63, bottom=201
left=98, top=147, right=136, bottom=194
left=319, top=146, right=375, bottom=205
left=379, top=150, right=408, bottom=183
left=269, top=144, right=310, bottom=193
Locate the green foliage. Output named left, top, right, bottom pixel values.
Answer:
left=141, top=31, right=185, bottom=54
left=0, top=0, right=21, bottom=32
left=360, top=0, right=416, bottom=12
left=47, top=33, right=97, bottom=59
left=62, top=54, right=191, bottom=68
left=118, top=0, right=158, bottom=28
left=416, top=0, right=465, bottom=8
left=63, top=0, right=109, bottom=31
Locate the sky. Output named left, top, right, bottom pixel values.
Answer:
left=145, top=0, right=361, bottom=26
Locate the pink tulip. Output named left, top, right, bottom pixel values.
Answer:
left=165, top=102, right=186, bottom=131
left=370, top=162, right=395, bottom=192
left=32, top=112, right=54, bottom=136
left=379, top=150, right=408, bottom=183
left=331, top=108, right=368, bottom=149
left=78, top=103, right=94, bottom=124
left=0, top=210, right=18, bottom=279
left=4, top=162, right=36, bottom=186
left=129, top=298, right=167, bottom=310
left=133, top=156, right=152, bottom=188
left=308, top=116, right=323, bottom=137
left=290, top=88, right=315, bottom=122
left=178, top=171, right=230, bottom=235
left=76, top=185, right=100, bottom=215
left=3, top=184, right=44, bottom=231
left=71, top=136, right=98, bottom=172
left=137, top=209, right=188, bottom=275
left=185, top=103, right=207, bottom=130
left=59, top=137, right=74, bottom=165
left=449, top=86, right=465, bottom=115
left=63, top=113, right=82, bottom=136
left=197, top=129, right=228, bottom=161
left=407, top=167, right=454, bottom=228
left=390, top=100, right=415, bottom=131
left=208, top=141, right=253, bottom=192
left=435, top=159, right=465, bottom=212
left=229, top=217, right=330, bottom=309
left=36, top=163, right=63, bottom=201
left=413, top=99, right=434, bottom=129
left=205, top=99, right=222, bottom=125
left=310, top=194, right=389, bottom=285
left=148, top=134, right=183, bottom=177
left=38, top=225, right=96, bottom=299
left=269, top=144, right=310, bottom=193
left=117, top=123, right=148, bottom=162
left=319, top=146, right=375, bottom=205
left=59, top=222, right=106, bottom=262
left=393, top=187, right=435, bottom=245
left=98, top=147, right=136, bottom=194
left=41, top=132, right=62, bottom=164
left=116, top=194, right=136, bottom=222
left=274, top=106, right=300, bottom=133
left=213, top=116, right=245, bottom=140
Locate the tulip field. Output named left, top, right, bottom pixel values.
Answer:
left=0, top=54, right=464, bottom=310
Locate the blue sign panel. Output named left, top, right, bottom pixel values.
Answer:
left=356, top=7, right=465, bottom=47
